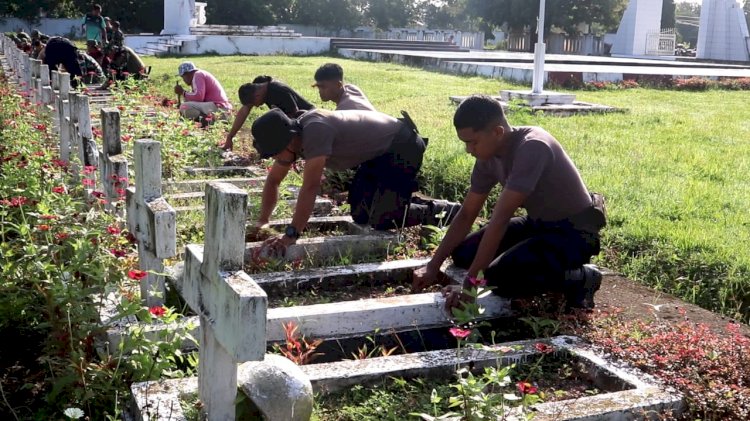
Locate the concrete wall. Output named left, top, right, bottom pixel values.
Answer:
left=0, top=17, right=84, bottom=38
left=611, top=0, right=663, bottom=56
left=180, top=36, right=330, bottom=55
left=697, top=0, right=750, bottom=62
left=124, top=35, right=170, bottom=51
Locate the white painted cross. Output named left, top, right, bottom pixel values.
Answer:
left=99, top=108, right=129, bottom=210
left=30, top=59, right=41, bottom=104
left=126, top=140, right=177, bottom=307
left=39, top=64, right=52, bottom=108
left=55, top=72, right=72, bottom=162
left=182, top=182, right=267, bottom=420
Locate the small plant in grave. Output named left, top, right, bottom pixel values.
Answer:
left=273, top=321, right=324, bottom=365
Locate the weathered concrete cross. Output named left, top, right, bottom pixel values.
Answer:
left=126, top=140, right=177, bottom=307
left=99, top=108, right=129, bottom=211
left=181, top=182, right=267, bottom=420
left=54, top=72, right=72, bottom=162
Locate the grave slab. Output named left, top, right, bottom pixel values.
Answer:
left=130, top=336, right=684, bottom=421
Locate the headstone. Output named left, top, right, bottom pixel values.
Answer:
left=697, top=0, right=750, bottom=62
left=162, top=0, right=196, bottom=35
left=99, top=108, right=129, bottom=210
left=611, top=0, right=664, bottom=56
left=126, top=140, right=177, bottom=307
left=237, top=354, right=313, bottom=421
left=182, top=182, right=267, bottom=420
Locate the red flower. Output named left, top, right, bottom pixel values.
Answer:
left=121, top=134, right=133, bottom=142
left=128, top=269, right=148, bottom=280
left=52, top=159, right=69, bottom=168
left=181, top=129, right=190, bottom=136
left=110, top=248, right=127, bottom=258
left=82, top=178, right=96, bottom=187
left=3, top=196, right=28, bottom=207
left=116, top=188, right=126, bottom=197
left=534, top=342, right=555, bottom=354
left=37, top=224, right=50, bottom=231
left=117, top=105, right=126, bottom=111
left=92, top=127, right=102, bottom=138
left=39, top=214, right=58, bottom=220
left=91, top=191, right=105, bottom=198
left=124, top=232, right=137, bottom=244
left=467, top=276, right=487, bottom=287
left=55, top=232, right=70, bottom=240
left=33, top=123, right=46, bottom=131
left=33, top=150, right=45, bottom=157
left=517, top=381, right=538, bottom=395
left=148, top=306, right=166, bottom=317
left=52, top=186, right=66, bottom=194
left=107, top=225, right=121, bottom=235
left=449, top=327, right=472, bottom=339
left=83, top=165, right=98, bottom=175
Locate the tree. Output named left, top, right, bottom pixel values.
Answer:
left=365, top=0, right=420, bottom=29
left=290, top=0, right=364, bottom=30
left=421, top=0, right=476, bottom=30
left=661, top=0, right=676, bottom=30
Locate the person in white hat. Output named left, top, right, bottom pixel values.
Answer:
left=174, top=61, right=232, bottom=123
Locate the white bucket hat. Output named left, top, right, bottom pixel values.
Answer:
left=177, top=61, right=198, bottom=76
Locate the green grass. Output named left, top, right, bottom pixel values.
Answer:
left=142, top=55, right=750, bottom=321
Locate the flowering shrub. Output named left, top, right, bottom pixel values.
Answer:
left=0, top=69, right=194, bottom=419
left=574, top=310, right=750, bottom=420
left=673, top=77, right=714, bottom=91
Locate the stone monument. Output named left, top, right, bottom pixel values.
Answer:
left=611, top=0, right=664, bottom=56
left=697, top=0, right=750, bottom=62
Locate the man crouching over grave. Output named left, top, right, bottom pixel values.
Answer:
left=250, top=108, right=459, bottom=254
left=174, top=61, right=232, bottom=125
left=412, top=95, right=606, bottom=313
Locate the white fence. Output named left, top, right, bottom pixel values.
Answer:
left=646, top=28, right=676, bottom=56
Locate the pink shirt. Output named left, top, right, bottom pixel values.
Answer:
left=184, top=70, right=232, bottom=110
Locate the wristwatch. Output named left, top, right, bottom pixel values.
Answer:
left=284, top=224, right=300, bottom=240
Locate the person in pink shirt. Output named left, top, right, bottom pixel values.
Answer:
left=174, top=61, right=232, bottom=123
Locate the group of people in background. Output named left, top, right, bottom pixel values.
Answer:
left=8, top=3, right=146, bottom=88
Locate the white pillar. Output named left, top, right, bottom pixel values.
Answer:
left=531, top=0, right=546, bottom=94
left=162, top=0, right=196, bottom=35
left=697, top=0, right=750, bottom=61
left=611, top=0, right=664, bottom=56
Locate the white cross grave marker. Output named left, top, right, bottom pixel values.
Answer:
left=99, top=108, right=129, bottom=210
left=181, top=182, right=268, bottom=420
left=126, top=140, right=177, bottom=307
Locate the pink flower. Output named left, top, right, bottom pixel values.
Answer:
left=52, top=159, right=69, bottom=168
left=82, top=178, right=95, bottom=187
left=534, top=343, right=555, bottom=354
left=52, top=186, right=66, bottom=194
left=83, top=165, right=97, bottom=175
left=149, top=306, right=166, bottom=317
left=449, top=327, right=472, bottom=339
left=55, top=232, right=70, bottom=241
left=92, top=127, right=102, bottom=138
left=107, top=225, right=121, bottom=235
left=517, top=381, right=538, bottom=395
left=468, top=276, right=487, bottom=287
left=91, top=191, right=105, bottom=198
left=128, top=270, right=148, bottom=280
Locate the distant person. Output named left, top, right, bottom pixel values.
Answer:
left=86, top=40, right=105, bottom=66
left=30, top=29, right=48, bottom=43
left=109, top=46, right=147, bottom=79
left=41, top=37, right=83, bottom=87
left=312, top=63, right=375, bottom=111
left=110, top=20, right=124, bottom=47
left=78, top=51, right=105, bottom=85
left=31, top=40, right=46, bottom=59
left=222, top=75, right=315, bottom=151
left=174, top=61, right=232, bottom=123
left=412, top=95, right=606, bottom=314
left=82, top=4, right=107, bottom=44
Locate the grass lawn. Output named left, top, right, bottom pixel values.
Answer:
left=143, top=54, right=750, bottom=321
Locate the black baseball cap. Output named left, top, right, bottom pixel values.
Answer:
left=251, top=108, right=299, bottom=159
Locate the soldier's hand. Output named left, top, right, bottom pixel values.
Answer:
left=412, top=264, right=439, bottom=292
